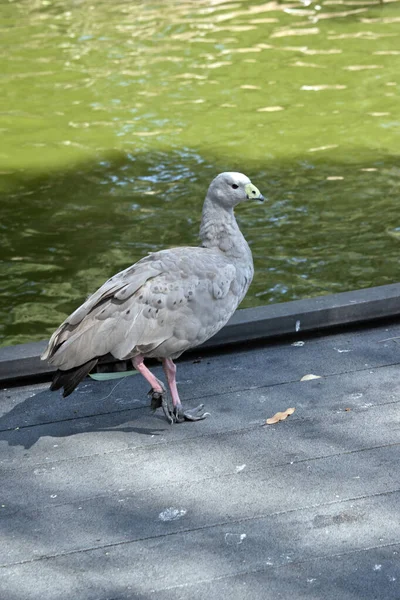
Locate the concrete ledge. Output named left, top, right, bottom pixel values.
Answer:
left=202, top=282, right=400, bottom=348
left=1, top=283, right=400, bottom=386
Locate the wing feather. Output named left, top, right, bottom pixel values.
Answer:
left=42, top=246, right=248, bottom=370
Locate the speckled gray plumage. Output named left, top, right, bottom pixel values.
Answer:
left=42, top=172, right=263, bottom=374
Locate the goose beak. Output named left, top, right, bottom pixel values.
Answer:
left=245, top=183, right=264, bottom=201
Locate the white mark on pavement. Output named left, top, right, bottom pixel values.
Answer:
left=300, top=374, right=321, bottom=381
left=225, top=533, right=246, bottom=545
left=158, top=507, right=187, bottom=522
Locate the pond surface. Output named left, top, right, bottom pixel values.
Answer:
left=1, top=0, right=400, bottom=347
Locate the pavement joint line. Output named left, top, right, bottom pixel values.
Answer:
left=0, top=404, right=153, bottom=434
left=144, top=540, right=400, bottom=595
left=4, top=441, right=400, bottom=511
left=2, top=414, right=399, bottom=474
left=1, top=394, right=399, bottom=465
left=49, top=441, right=400, bottom=504
left=1, top=488, right=399, bottom=571
left=167, top=359, right=400, bottom=404
left=2, top=358, right=400, bottom=435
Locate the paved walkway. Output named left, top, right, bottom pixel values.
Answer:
left=1, top=321, right=400, bottom=599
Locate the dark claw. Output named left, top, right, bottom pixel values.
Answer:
left=148, top=388, right=174, bottom=424
left=161, top=395, right=174, bottom=425
left=174, top=404, right=209, bottom=422
left=149, top=389, right=164, bottom=411
left=148, top=388, right=208, bottom=424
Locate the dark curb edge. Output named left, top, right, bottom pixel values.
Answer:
left=1, top=283, right=400, bottom=386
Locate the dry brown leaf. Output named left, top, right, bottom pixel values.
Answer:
left=265, top=407, right=295, bottom=425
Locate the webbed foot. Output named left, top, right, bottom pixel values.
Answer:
left=148, top=388, right=209, bottom=424
left=148, top=387, right=175, bottom=425
left=172, top=403, right=209, bottom=423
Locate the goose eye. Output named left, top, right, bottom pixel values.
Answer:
left=231, top=184, right=239, bottom=189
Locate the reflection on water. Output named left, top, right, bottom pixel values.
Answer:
left=0, top=0, right=400, bottom=347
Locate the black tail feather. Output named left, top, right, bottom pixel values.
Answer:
left=50, top=359, right=98, bottom=397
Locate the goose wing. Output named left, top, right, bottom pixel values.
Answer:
left=42, top=247, right=243, bottom=370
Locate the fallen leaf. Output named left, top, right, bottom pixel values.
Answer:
left=265, top=407, right=295, bottom=425
left=300, top=374, right=321, bottom=381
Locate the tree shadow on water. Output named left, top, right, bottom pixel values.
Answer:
left=2, top=146, right=400, bottom=347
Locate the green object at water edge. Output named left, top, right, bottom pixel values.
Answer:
left=89, top=371, right=139, bottom=381
left=1, top=0, right=400, bottom=347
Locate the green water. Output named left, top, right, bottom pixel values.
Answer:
left=1, top=0, right=400, bottom=347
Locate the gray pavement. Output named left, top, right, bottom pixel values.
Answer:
left=1, top=322, right=400, bottom=599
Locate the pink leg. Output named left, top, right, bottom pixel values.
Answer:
left=162, top=358, right=208, bottom=422
left=132, top=355, right=207, bottom=424
left=162, top=358, right=182, bottom=409
left=132, top=355, right=164, bottom=393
